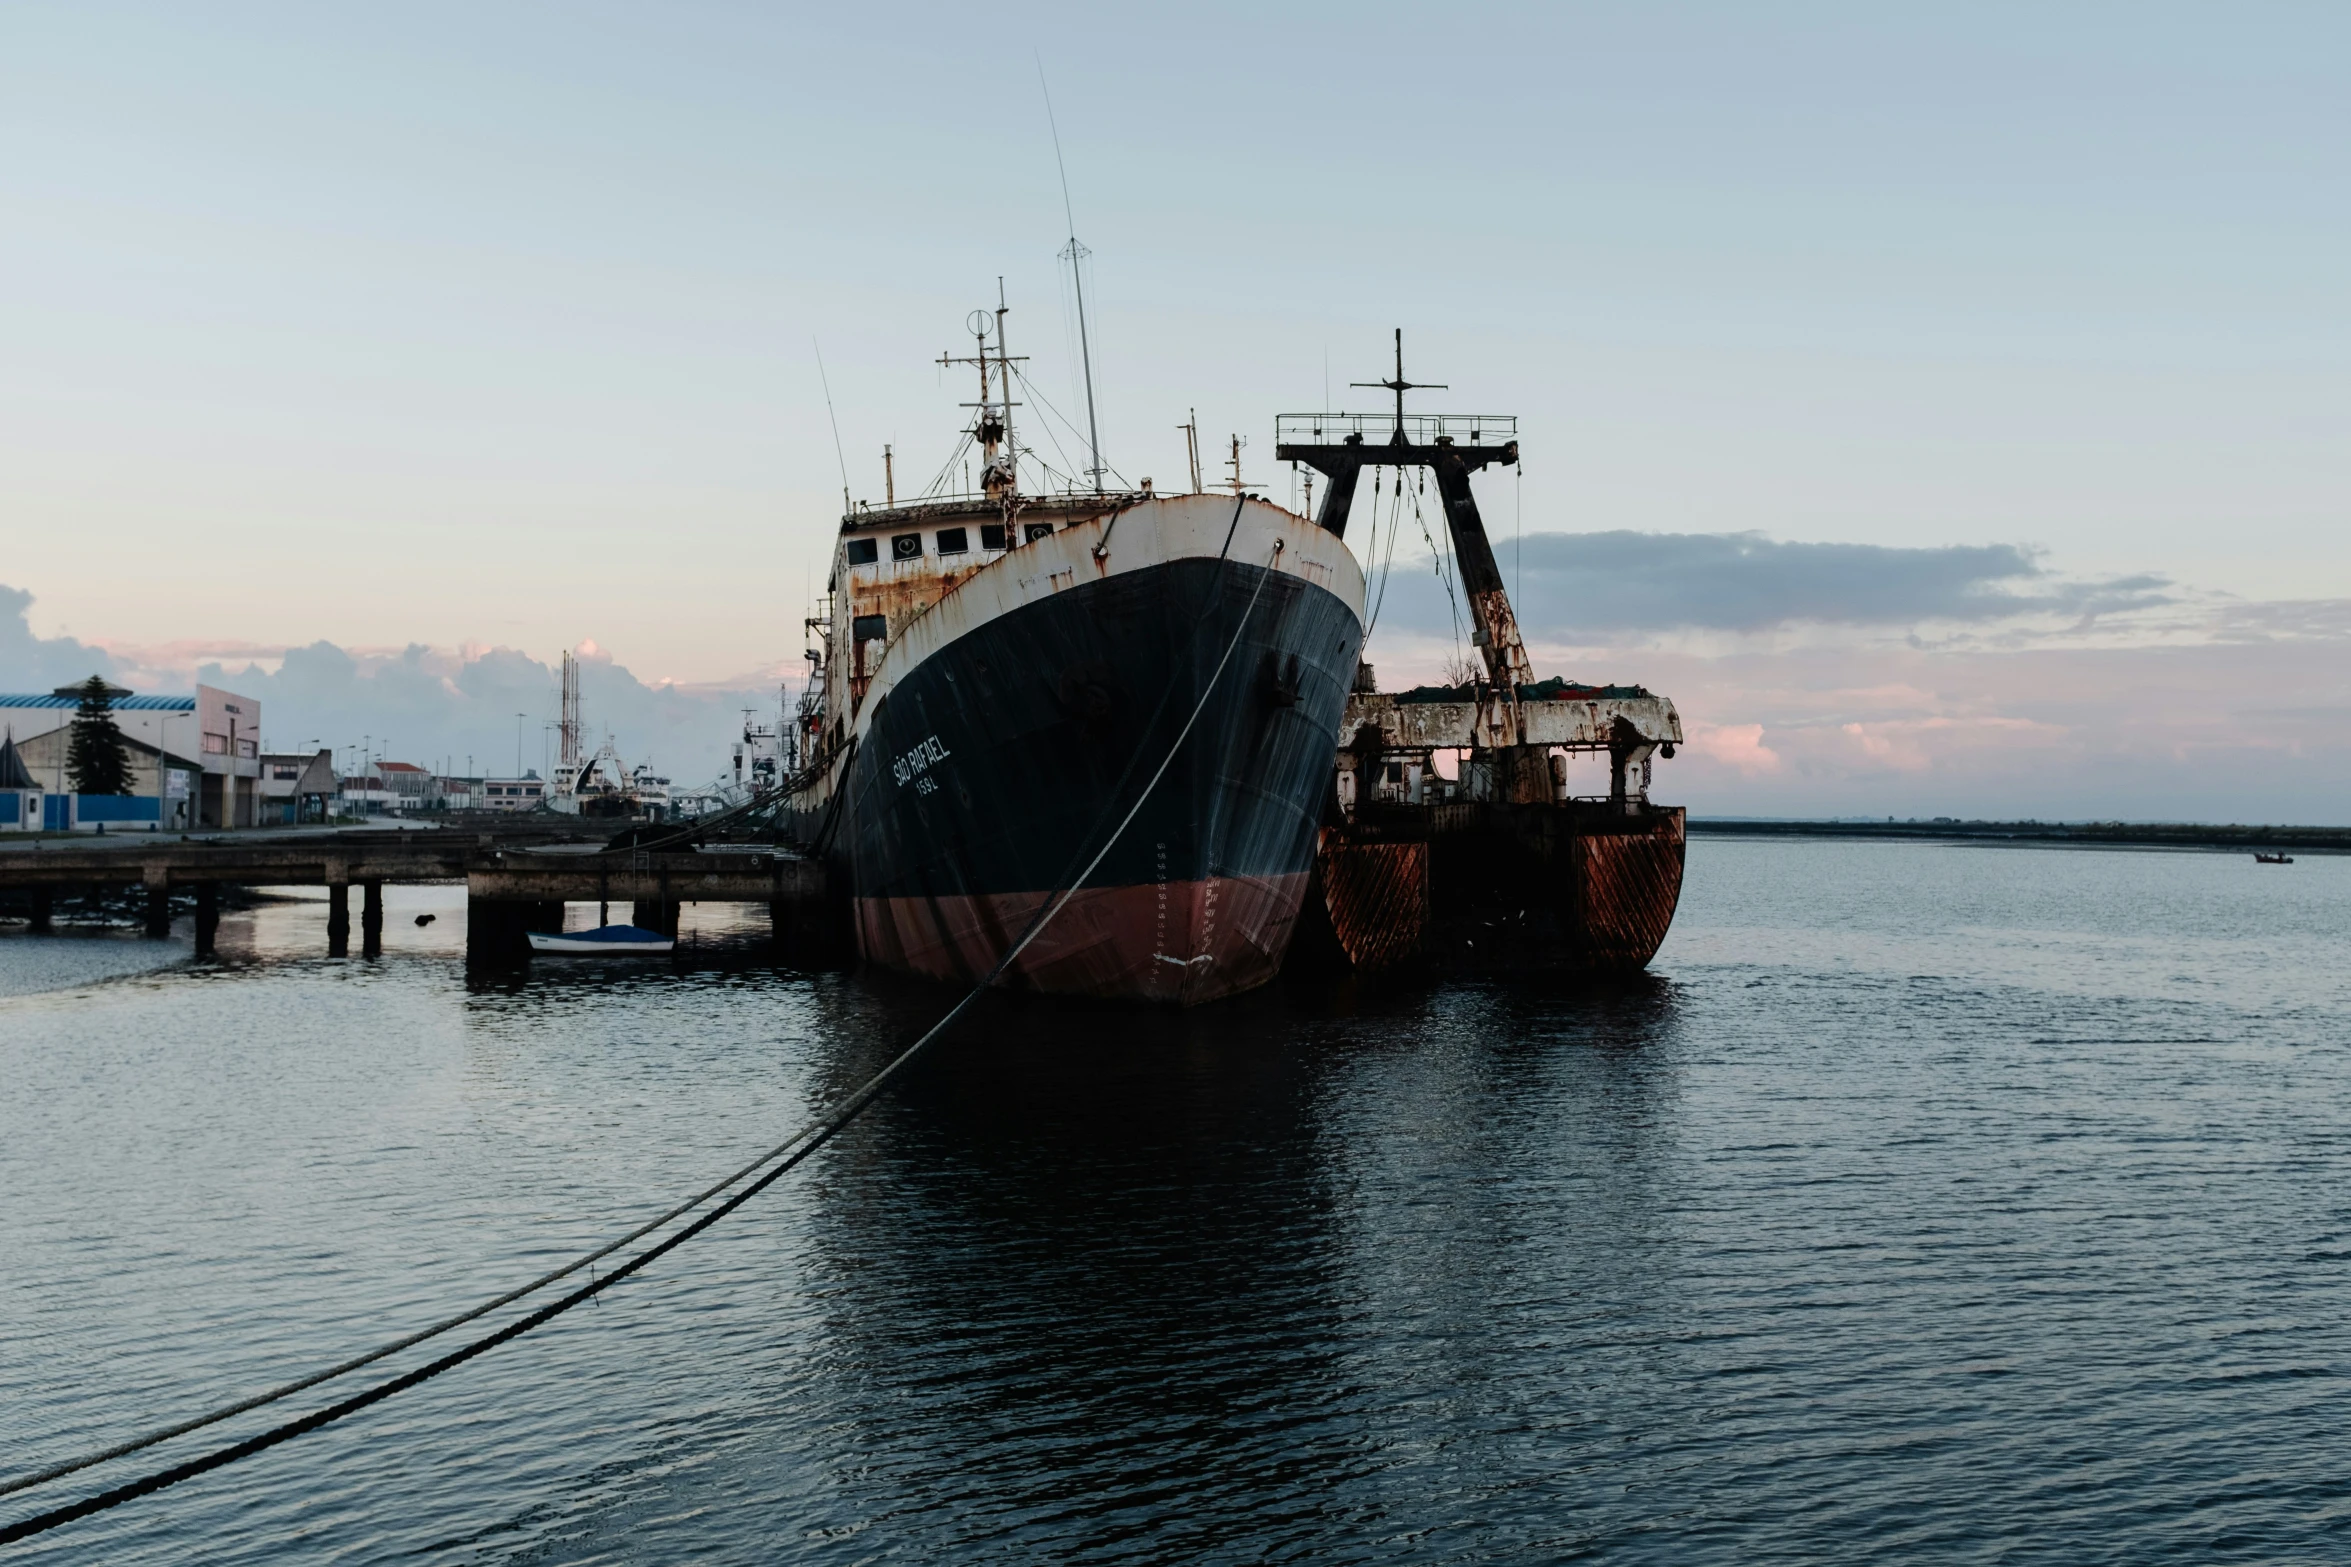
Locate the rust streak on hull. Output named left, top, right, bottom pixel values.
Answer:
left=1310, top=804, right=1684, bottom=977
left=1309, top=838, right=1429, bottom=972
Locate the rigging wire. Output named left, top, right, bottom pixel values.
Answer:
left=1364, top=465, right=1406, bottom=639
left=1011, top=366, right=1130, bottom=490
left=2, top=504, right=1281, bottom=1550
left=918, top=428, right=976, bottom=500
left=1005, top=366, right=1087, bottom=489
left=1413, top=480, right=1468, bottom=672
left=813, top=339, right=854, bottom=515
left=1036, top=57, right=1103, bottom=488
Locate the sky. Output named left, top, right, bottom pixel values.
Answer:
left=1, top=2, right=2345, bottom=814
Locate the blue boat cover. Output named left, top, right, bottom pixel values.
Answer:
left=558, top=924, right=670, bottom=944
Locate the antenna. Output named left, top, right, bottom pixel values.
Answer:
left=1038, top=61, right=1104, bottom=491
left=1352, top=327, right=1445, bottom=438
left=995, top=276, right=1017, bottom=491
left=813, top=337, right=852, bottom=515
left=883, top=443, right=894, bottom=507
left=1178, top=410, right=1202, bottom=492
left=558, top=652, right=582, bottom=775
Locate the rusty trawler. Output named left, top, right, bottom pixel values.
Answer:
left=781, top=317, right=1684, bottom=1003
left=1281, top=336, right=1687, bottom=978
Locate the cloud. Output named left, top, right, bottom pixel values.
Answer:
left=2205, top=598, right=2351, bottom=644
left=1685, top=722, right=1783, bottom=776
left=1367, top=530, right=2173, bottom=638
left=188, top=642, right=786, bottom=785
left=0, top=585, right=118, bottom=693
left=1592, top=639, right=2351, bottom=822
left=13, top=550, right=2350, bottom=820
left=0, top=586, right=785, bottom=785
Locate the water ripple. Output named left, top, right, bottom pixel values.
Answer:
left=3, top=849, right=2349, bottom=1560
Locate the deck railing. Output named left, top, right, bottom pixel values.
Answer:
left=1274, top=413, right=1517, bottom=448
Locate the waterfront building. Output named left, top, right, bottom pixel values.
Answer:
left=0, top=682, right=261, bottom=827
left=12, top=728, right=201, bottom=829
left=256, top=750, right=337, bottom=825
left=377, top=761, right=431, bottom=813
left=336, top=769, right=391, bottom=816
left=0, top=731, right=44, bottom=833
left=477, top=774, right=547, bottom=811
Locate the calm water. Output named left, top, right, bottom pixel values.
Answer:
left=4, top=841, right=2349, bottom=1563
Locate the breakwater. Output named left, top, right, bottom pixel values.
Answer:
left=1690, top=816, right=2347, bottom=853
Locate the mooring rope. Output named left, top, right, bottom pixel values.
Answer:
left=0, top=525, right=1284, bottom=1548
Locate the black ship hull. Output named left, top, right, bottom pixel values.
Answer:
left=833, top=554, right=1362, bottom=1004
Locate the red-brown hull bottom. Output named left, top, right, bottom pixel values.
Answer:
left=1299, top=803, right=1687, bottom=977
left=856, top=872, right=1312, bottom=1005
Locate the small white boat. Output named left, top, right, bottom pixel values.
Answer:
left=526, top=924, right=676, bottom=955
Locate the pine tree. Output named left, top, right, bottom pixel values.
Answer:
left=65, top=675, right=133, bottom=796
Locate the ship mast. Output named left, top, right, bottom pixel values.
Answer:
left=938, top=284, right=1025, bottom=505
left=1284, top=330, right=1536, bottom=699
left=1063, top=238, right=1102, bottom=491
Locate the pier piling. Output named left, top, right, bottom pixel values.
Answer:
left=194, top=884, right=218, bottom=957
left=143, top=864, right=171, bottom=937
left=630, top=900, right=680, bottom=937
left=327, top=882, right=350, bottom=957
left=463, top=897, right=523, bottom=964
left=360, top=881, right=383, bottom=957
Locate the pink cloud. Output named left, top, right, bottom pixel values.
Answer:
left=1686, top=722, right=1784, bottom=776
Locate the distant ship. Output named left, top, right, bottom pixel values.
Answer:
left=783, top=299, right=1365, bottom=1003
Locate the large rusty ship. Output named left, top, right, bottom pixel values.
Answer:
left=782, top=318, right=1685, bottom=1002
left=782, top=302, right=1365, bottom=1003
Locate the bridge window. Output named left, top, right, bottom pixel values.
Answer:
left=891, top=533, right=922, bottom=561
left=853, top=614, right=888, bottom=643
left=935, top=527, right=968, bottom=555
left=844, top=538, right=878, bottom=565
left=1025, top=523, right=1055, bottom=543
left=980, top=523, right=1008, bottom=551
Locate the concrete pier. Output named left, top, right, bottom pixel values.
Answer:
left=0, top=830, right=836, bottom=964
left=465, top=852, right=821, bottom=965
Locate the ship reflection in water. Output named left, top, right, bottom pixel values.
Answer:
left=6, top=840, right=2351, bottom=1562
left=776, top=975, right=1684, bottom=1559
